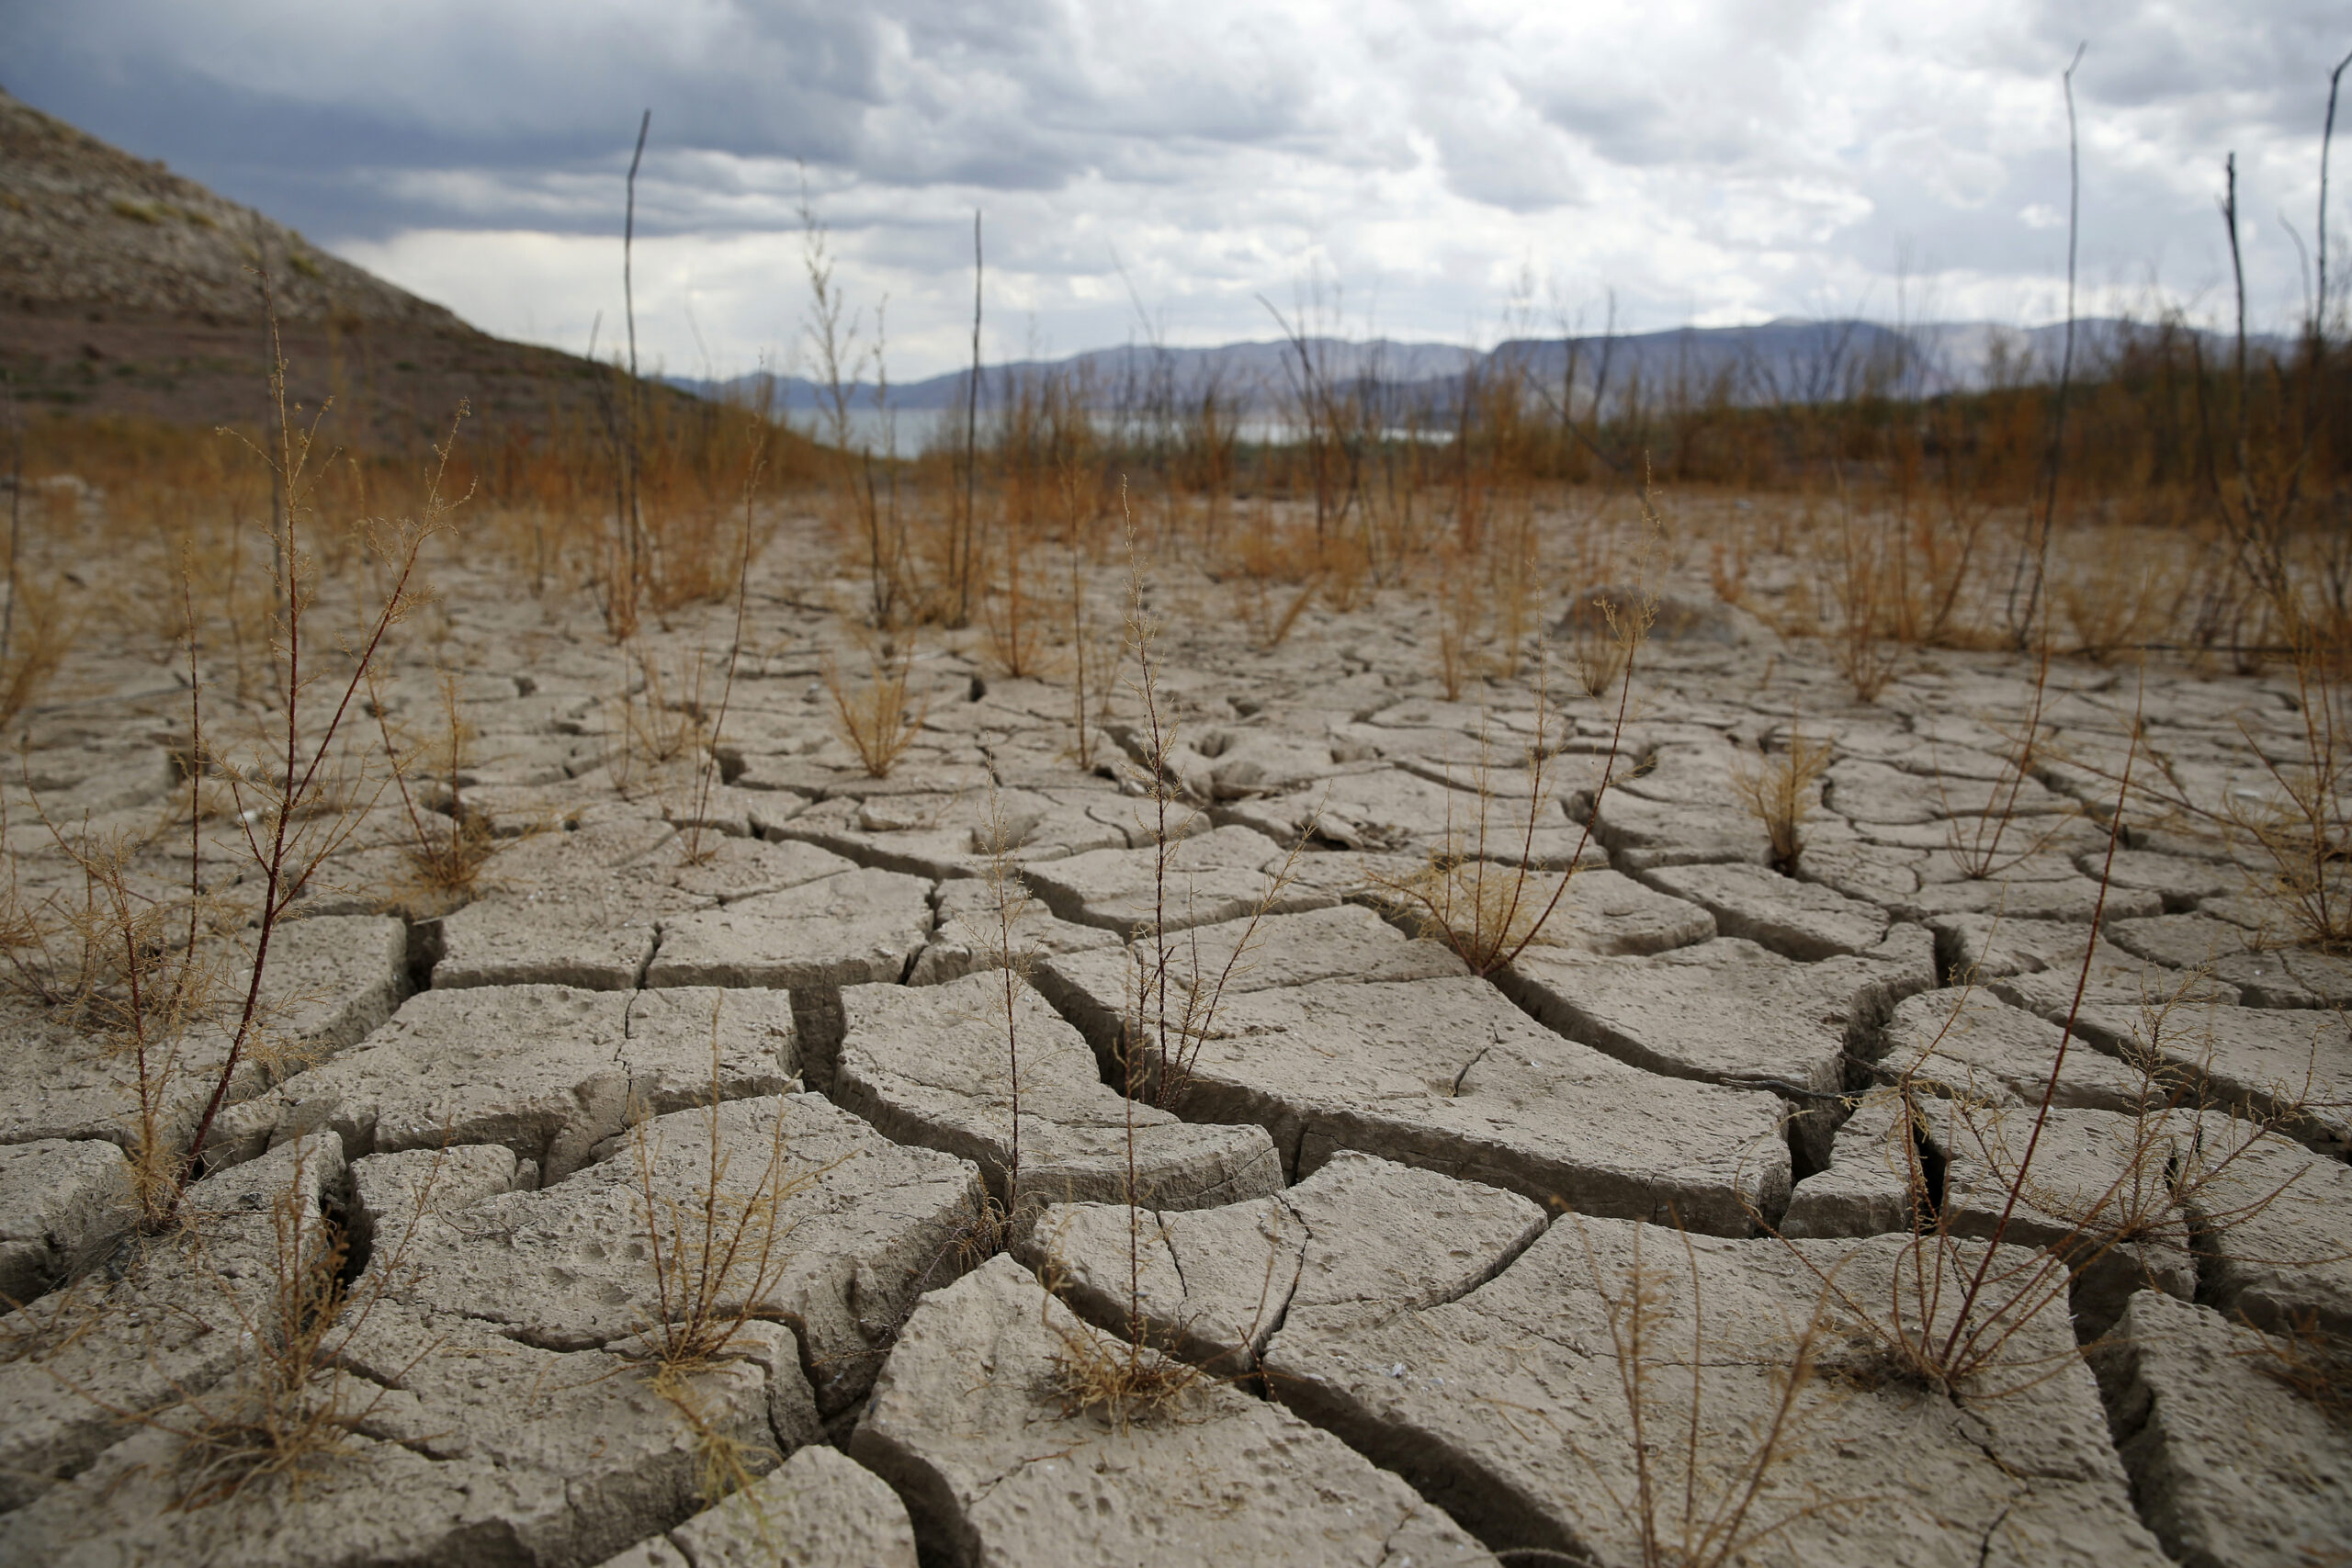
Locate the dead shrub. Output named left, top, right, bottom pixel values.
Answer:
left=629, top=1006, right=816, bottom=1377
left=1732, top=719, right=1832, bottom=875
left=822, top=644, right=926, bottom=778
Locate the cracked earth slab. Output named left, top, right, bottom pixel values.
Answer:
left=1781, top=1099, right=2199, bottom=1335
left=593, top=1444, right=919, bottom=1568
left=350, top=1095, right=987, bottom=1416
left=1016, top=823, right=1337, bottom=932
left=1640, top=858, right=1892, bottom=959
left=1018, top=1149, right=1545, bottom=1377
left=0, top=913, right=409, bottom=1153
left=1040, top=906, right=1792, bottom=1232
left=2093, top=1289, right=2352, bottom=1568
left=435, top=818, right=707, bottom=989
left=0, top=1299, right=794, bottom=1567
left=213, top=983, right=797, bottom=1183
left=645, top=865, right=935, bottom=989
left=0, top=1136, right=345, bottom=1512
left=770, top=785, right=1127, bottom=879
left=907, top=873, right=1121, bottom=987
left=835, top=971, right=1282, bottom=1218
left=849, top=1254, right=1499, bottom=1568
left=1261, top=1219, right=2170, bottom=1568
left=1499, top=925, right=1935, bottom=1169
left=0, top=1136, right=135, bottom=1303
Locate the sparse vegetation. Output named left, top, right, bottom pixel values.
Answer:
left=1377, top=504, right=1657, bottom=976
left=16, top=62, right=2352, bottom=1565
left=165, top=1137, right=440, bottom=1507
left=372, top=669, right=500, bottom=908
left=823, top=643, right=925, bottom=778
left=628, top=1008, right=814, bottom=1378
left=1732, top=717, right=1831, bottom=876
left=1564, top=1216, right=1848, bottom=1568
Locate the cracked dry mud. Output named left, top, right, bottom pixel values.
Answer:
left=4, top=535, right=2350, bottom=1568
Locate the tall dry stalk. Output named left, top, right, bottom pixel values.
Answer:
left=1049, top=494, right=1288, bottom=1425
left=630, top=1005, right=815, bottom=1377
left=684, top=461, right=761, bottom=864
left=164, top=305, right=458, bottom=1213
left=1566, top=1217, right=1842, bottom=1568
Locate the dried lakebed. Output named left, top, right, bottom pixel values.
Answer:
left=2, top=558, right=2348, bottom=1567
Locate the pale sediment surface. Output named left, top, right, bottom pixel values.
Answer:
left=2, top=528, right=2347, bottom=1566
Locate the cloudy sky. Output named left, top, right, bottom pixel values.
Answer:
left=7, top=0, right=2349, bottom=378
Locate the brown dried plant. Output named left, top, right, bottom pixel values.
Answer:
left=1049, top=489, right=1296, bottom=1423
left=968, top=793, right=1042, bottom=1236
left=629, top=1004, right=816, bottom=1378
left=1562, top=1216, right=1855, bottom=1568
left=1731, top=718, right=1832, bottom=876
left=1781, top=717, right=2314, bottom=1396
left=823, top=644, right=926, bottom=779
left=0, top=576, right=70, bottom=735
left=2239, top=1310, right=2352, bottom=1420
left=14, top=311, right=457, bottom=1225
left=11, top=821, right=237, bottom=1222
left=1380, top=507, right=1657, bottom=977
left=1567, top=592, right=1631, bottom=700
left=983, top=509, right=1049, bottom=676
left=371, top=669, right=500, bottom=908
left=164, top=1138, right=447, bottom=1507
left=1825, top=525, right=1902, bottom=704
left=2225, top=613, right=2352, bottom=950
left=1433, top=552, right=1477, bottom=701
left=629, top=646, right=710, bottom=766
left=1939, top=638, right=2081, bottom=883
left=684, top=465, right=760, bottom=865
left=1042, top=1275, right=1204, bottom=1432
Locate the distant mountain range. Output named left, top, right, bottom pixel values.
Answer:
left=688, top=316, right=2287, bottom=427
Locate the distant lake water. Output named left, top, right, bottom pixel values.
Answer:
left=781, top=407, right=1449, bottom=455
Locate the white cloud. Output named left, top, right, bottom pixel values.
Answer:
left=18, top=0, right=2352, bottom=375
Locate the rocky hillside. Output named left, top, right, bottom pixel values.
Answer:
left=0, top=87, right=639, bottom=444
left=0, top=87, right=460, bottom=329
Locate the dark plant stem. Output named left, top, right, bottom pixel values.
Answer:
left=2008, top=42, right=2086, bottom=646
left=961, top=210, right=984, bottom=626
left=622, top=108, right=650, bottom=621
left=688, top=451, right=763, bottom=863
left=1936, top=677, right=2138, bottom=1371
left=1, top=369, right=19, bottom=675
left=2318, top=50, right=2352, bottom=345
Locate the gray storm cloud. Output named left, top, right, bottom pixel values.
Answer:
left=6, top=0, right=2347, bottom=376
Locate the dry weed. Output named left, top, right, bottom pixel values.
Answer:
left=165, top=1138, right=447, bottom=1507
left=1044, top=1286, right=1204, bottom=1432
left=1381, top=499, right=1659, bottom=976
left=628, top=1005, right=816, bottom=1377
left=823, top=645, right=926, bottom=779
left=1561, top=1216, right=1851, bottom=1568
left=0, top=576, right=70, bottom=734
left=1790, top=731, right=2314, bottom=1396
left=1825, top=530, right=1902, bottom=704
left=629, top=646, right=710, bottom=765
left=2239, top=1311, right=2352, bottom=1420
left=1732, top=718, right=1832, bottom=875
left=2226, top=617, right=2352, bottom=950
left=1566, top=592, right=1631, bottom=699
left=372, top=670, right=500, bottom=908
